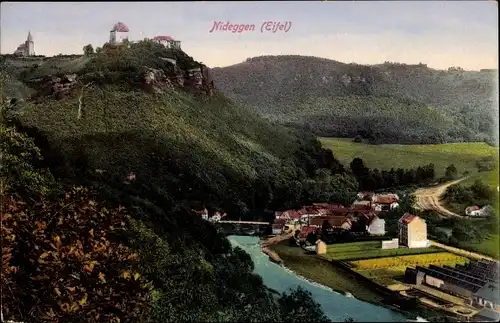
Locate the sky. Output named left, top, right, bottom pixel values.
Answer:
left=1, top=1, right=498, bottom=70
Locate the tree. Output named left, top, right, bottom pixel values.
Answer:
left=349, top=158, right=367, bottom=177
left=95, top=46, right=103, bottom=54
left=0, top=126, right=56, bottom=197
left=83, top=44, right=94, bottom=56
left=278, top=287, right=331, bottom=322
left=322, top=219, right=333, bottom=232
left=444, top=164, right=458, bottom=180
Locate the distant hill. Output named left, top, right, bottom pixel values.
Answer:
left=211, top=55, right=498, bottom=145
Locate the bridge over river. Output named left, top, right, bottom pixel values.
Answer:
left=214, top=220, right=271, bottom=236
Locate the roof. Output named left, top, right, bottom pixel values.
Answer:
left=474, top=281, right=500, bottom=303
left=153, top=35, right=174, bottom=41
left=373, top=195, right=398, bottom=204
left=353, top=200, right=371, bottom=206
left=399, top=213, right=418, bottom=224
left=27, top=31, right=33, bottom=42
left=299, top=226, right=317, bottom=239
left=468, top=206, right=481, bottom=211
left=474, top=307, right=500, bottom=322
left=311, top=203, right=344, bottom=209
left=309, top=216, right=353, bottom=228
left=274, top=218, right=287, bottom=225
left=111, top=22, right=129, bottom=32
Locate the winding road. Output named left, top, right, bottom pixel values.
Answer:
left=412, top=178, right=468, bottom=218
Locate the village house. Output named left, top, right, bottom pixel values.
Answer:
left=357, top=191, right=375, bottom=200
left=398, top=213, right=429, bottom=248
left=466, top=206, right=482, bottom=216
left=272, top=218, right=287, bottom=235
left=352, top=200, right=372, bottom=208
left=209, top=210, right=227, bottom=222
left=371, top=194, right=399, bottom=212
left=309, top=215, right=354, bottom=231
left=315, top=240, right=327, bottom=254
left=193, top=208, right=209, bottom=220
left=297, top=225, right=318, bottom=242
left=466, top=205, right=494, bottom=217
left=365, top=215, right=386, bottom=236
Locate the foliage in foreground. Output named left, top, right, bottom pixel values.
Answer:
left=1, top=187, right=152, bottom=323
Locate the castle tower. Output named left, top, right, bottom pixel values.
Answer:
left=109, top=22, right=129, bottom=45
left=26, top=31, right=34, bottom=56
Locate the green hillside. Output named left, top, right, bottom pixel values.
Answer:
left=211, top=55, right=497, bottom=145
left=319, top=137, right=499, bottom=188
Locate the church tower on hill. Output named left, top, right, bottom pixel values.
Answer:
left=13, top=31, right=35, bottom=56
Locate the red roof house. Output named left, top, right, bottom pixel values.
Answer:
left=299, top=226, right=318, bottom=240
left=399, top=213, right=418, bottom=224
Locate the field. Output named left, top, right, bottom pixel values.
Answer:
left=460, top=234, right=500, bottom=259
left=320, top=241, right=442, bottom=261
left=269, top=241, right=388, bottom=304
left=319, top=138, right=499, bottom=188
left=349, top=252, right=469, bottom=288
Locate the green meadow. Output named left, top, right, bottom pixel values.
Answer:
left=319, top=138, right=499, bottom=188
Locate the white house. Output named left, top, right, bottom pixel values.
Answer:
left=398, top=213, right=429, bottom=248
left=465, top=206, right=482, bottom=216
left=366, top=216, right=386, bottom=236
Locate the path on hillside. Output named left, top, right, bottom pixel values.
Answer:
left=412, top=178, right=468, bottom=217
left=430, top=240, right=498, bottom=262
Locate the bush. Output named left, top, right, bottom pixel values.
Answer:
left=2, top=187, right=152, bottom=323
left=0, top=125, right=57, bottom=197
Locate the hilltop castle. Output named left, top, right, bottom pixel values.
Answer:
left=11, top=22, right=183, bottom=56
left=108, top=21, right=181, bottom=49
left=14, top=31, right=35, bottom=56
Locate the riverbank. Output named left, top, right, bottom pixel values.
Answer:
left=229, top=235, right=412, bottom=322
left=269, top=240, right=453, bottom=321
left=269, top=241, right=387, bottom=304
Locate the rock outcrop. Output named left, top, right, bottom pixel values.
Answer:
left=31, top=73, right=78, bottom=100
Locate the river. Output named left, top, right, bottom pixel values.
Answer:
left=228, top=235, right=427, bottom=322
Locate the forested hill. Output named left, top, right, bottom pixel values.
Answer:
left=211, top=55, right=498, bottom=145
left=0, top=42, right=351, bottom=322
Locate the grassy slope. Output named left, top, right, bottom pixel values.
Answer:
left=319, top=137, right=499, bottom=188
left=16, top=85, right=302, bottom=193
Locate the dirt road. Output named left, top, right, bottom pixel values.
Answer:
left=430, top=240, right=499, bottom=262
left=412, top=178, right=468, bottom=217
